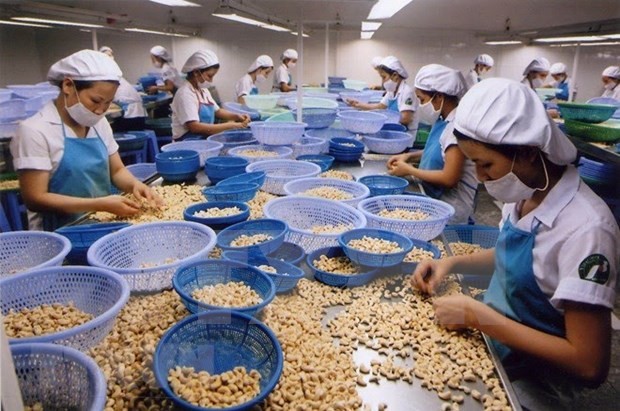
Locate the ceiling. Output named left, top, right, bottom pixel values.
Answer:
left=2, top=0, right=620, bottom=39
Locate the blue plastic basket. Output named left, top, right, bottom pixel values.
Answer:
left=371, top=109, right=401, bottom=125
left=87, top=222, right=217, bottom=292
left=161, top=140, right=223, bottom=166
left=155, top=150, right=201, bottom=182
left=359, top=175, right=409, bottom=196
left=250, top=121, right=307, bottom=145
left=291, top=108, right=337, bottom=129
left=363, top=130, right=414, bottom=154
left=337, top=111, right=387, bottom=134
left=329, top=137, right=365, bottom=152
left=0, top=266, right=130, bottom=350
left=217, top=219, right=288, bottom=255
left=291, top=137, right=328, bottom=157
left=263, top=197, right=367, bottom=253
left=208, top=130, right=257, bottom=155
left=304, top=127, right=355, bottom=140
left=216, top=171, right=266, bottom=189
left=329, top=150, right=363, bottom=163
left=307, top=246, right=379, bottom=287
left=381, top=123, right=407, bottom=132
left=245, top=159, right=322, bottom=195
left=222, top=102, right=261, bottom=121
left=55, top=223, right=131, bottom=265
left=183, top=201, right=250, bottom=230
left=228, top=144, right=293, bottom=163
left=296, top=154, right=335, bottom=172
left=154, top=310, right=283, bottom=411
left=202, top=183, right=259, bottom=202
left=204, top=156, right=249, bottom=183
left=11, top=343, right=107, bottom=411
left=399, top=239, right=442, bottom=273
left=222, top=251, right=305, bottom=293
left=173, top=260, right=276, bottom=316
left=357, top=195, right=455, bottom=241
left=338, top=228, right=413, bottom=268
left=0, top=99, right=26, bottom=122
left=443, top=224, right=500, bottom=249
left=283, top=177, right=370, bottom=207
left=126, top=163, right=157, bottom=181
left=114, top=133, right=147, bottom=151
left=0, top=231, right=71, bottom=279
left=267, top=241, right=305, bottom=266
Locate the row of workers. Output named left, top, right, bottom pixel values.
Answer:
left=8, top=48, right=619, bottom=411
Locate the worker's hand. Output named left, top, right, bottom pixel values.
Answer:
left=387, top=153, right=410, bottom=168
left=147, top=85, right=159, bottom=95
left=132, top=182, right=163, bottom=207
left=346, top=99, right=360, bottom=107
left=229, top=121, right=249, bottom=130
left=433, top=294, right=479, bottom=330
left=387, top=159, right=414, bottom=177
left=411, top=258, right=452, bottom=295
left=100, top=195, right=142, bottom=216
left=236, top=114, right=251, bottom=124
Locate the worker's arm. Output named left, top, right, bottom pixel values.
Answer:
left=237, top=95, right=247, bottom=105
left=109, top=153, right=161, bottom=205
left=216, top=109, right=250, bottom=123
left=346, top=100, right=385, bottom=111
left=279, top=82, right=296, bottom=92
left=148, top=79, right=175, bottom=94
left=186, top=119, right=248, bottom=137
left=399, top=110, right=413, bottom=128
left=388, top=145, right=465, bottom=188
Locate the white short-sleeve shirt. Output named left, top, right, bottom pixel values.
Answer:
left=464, top=68, right=478, bottom=90
left=602, top=84, right=620, bottom=100
left=380, top=81, right=420, bottom=133
left=171, top=82, right=220, bottom=140
left=272, top=64, right=290, bottom=91
left=235, top=73, right=256, bottom=99
left=115, top=77, right=146, bottom=118
left=500, top=166, right=619, bottom=311
left=161, top=62, right=185, bottom=89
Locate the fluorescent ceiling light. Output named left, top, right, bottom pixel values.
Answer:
left=0, top=19, right=51, bottom=28
left=368, top=0, right=412, bottom=20
left=362, top=21, right=382, bottom=31
left=603, top=33, right=620, bottom=39
left=535, top=35, right=605, bottom=43
left=12, top=17, right=103, bottom=28
left=291, top=31, right=310, bottom=38
left=361, top=31, right=374, bottom=40
left=148, top=0, right=200, bottom=6
left=212, top=8, right=291, bottom=33
left=213, top=13, right=265, bottom=27
left=125, top=27, right=189, bottom=37
left=261, top=22, right=291, bottom=32
left=485, top=40, right=522, bottom=45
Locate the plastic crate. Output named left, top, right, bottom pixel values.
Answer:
left=0, top=266, right=130, bottom=350
left=307, top=246, right=378, bottom=287
left=222, top=251, right=304, bottom=293
left=557, top=102, right=616, bottom=123
left=245, top=159, right=321, bottom=195
left=359, top=175, right=409, bottom=196
left=337, top=111, right=387, bottom=134
left=0, top=231, right=71, bottom=279
left=283, top=177, right=370, bottom=207
left=338, top=228, right=413, bottom=268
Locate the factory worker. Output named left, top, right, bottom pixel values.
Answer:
left=347, top=56, right=419, bottom=133
left=521, top=57, right=550, bottom=89
left=10, top=49, right=160, bottom=231
left=387, top=64, right=477, bottom=224
left=370, top=56, right=388, bottom=90
left=272, top=49, right=297, bottom=92
left=235, top=55, right=274, bottom=105
left=601, top=65, right=620, bottom=100
left=171, top=50, right=250, bottom=141
left=148, top=45, right=184, bottom=94
left=412, top=78, right=619, bottom=410
left=464, top=53, right=494, bottom=89
left=548, top=62, right=571, bottom=101
left=99, top=46, right=147, bottom=131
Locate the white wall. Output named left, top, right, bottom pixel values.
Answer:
left=1, top=24, right=618, bottom=103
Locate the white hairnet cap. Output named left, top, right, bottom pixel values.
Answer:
left=474, top=54, right=494, bottom=67
left=602, top=65, right=620, bottom=79
left=522, top=57, right=550, bottom=76
left=282, top=49, right=298, bottom=60
left=248, top=55, right=274, bottom=73
left=150, top=45, right=171, bottom=62
left=371, top=56, right=383, bottom=69
left=549, top=62, right=567, bottom=75
left=454, top=78, right=576, bottom=166
left=182, top=50, right=219, bottom=73
left=414, top=64, right=467, bottom=98
left=381, top=56, right=409, bottom=79
left=47, top=49, right=122, bottom=82
left=99, top=46, right=113, bottom=54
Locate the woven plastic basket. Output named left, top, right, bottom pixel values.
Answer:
left=172, top=259, right=275, bottom=316
left=358, top=175, right=409, bottom=197
left=126, top=163, right=157, bottom=181
left=0, top=266, right=130, bottom=350
left=338, top=228, right=413, bottom=268
left=307, top=246, right=379, bottom=287
left=245, top=159, right=322, bottom=195
left=222, top=251, right=304, bottom=293
left=292, top=108, right=337, bottom=129
left=208, top=130, right=257, bottom=155
left=228, top=144, right=293, bottom=163
left=204, top=156, right=249, bottom=183
left=291, top=137, right=328, bottom=157
left=357, top=195, right=455, bottom=241
left=263, top=197, right=367, bottom=253
left=267, top=241, right=305, bottom=266
left=183, top=201, right=250, bottom=231
left=155, top=150, right=201, bottom=182
left=216, top=171, right=266, bottom=188
left=250, top=121, right=307, bottom=145
left=55, top=223, right=131, bottom=265
left=202, top=183, right=259, bottom=202
left=371, top=109, right=401, bottom=125
left=11, top=343, right=107, bottom=411
left=304, top=127, right=355, bottom=140
left=161, top=140, right=223, bottom=166
left=443, top=224, right=500, bottom=249
left=296, top=154, right=334, bottom=172
left=362, top=130, right=414, bottom=154
left=283, top=177, right=370, bottom=207
left=87, top=222, right=217, bottom=292
left=285, top=97, right=339, bottom=110
left=244, top=94, right=279, bottom=110
left=154, top=310, right=283, bottom=411
left=557, top=102, right=616, bottom=123
left=564, top=119, right=620, bottom=143
left=400, top=239, right=442, bottom=273
left=337, top=111, right=387, bottom=134
left=217, top=219, right=288, bottom=255
left=0, top=231, right=71, bottom=279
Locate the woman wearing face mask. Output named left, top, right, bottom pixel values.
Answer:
left=235, top=55, right=274, bottom=105
left=148, top=45, right=184, bottom=95
left=601, top=65, right=620, bottom=100
left=464, top=54, right=494, bottom=90
left=547, top=62, right=571, bottom=101
left=171, top=50, right=250, bottom=141
left=521, top=57, right=550, bottom=90
left=10, top=49, right=160, bottom=231
left=347, top=56, right=419, bottom=133
left=370, top=56, right=388, bottom=91
left=386, top=64, right=477, bottom=224
left=272, top=49, right=297, bottom=93
left=412, top=79, right=619, bottom=411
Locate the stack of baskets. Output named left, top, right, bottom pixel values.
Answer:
left=559, top=102, right=620, bottom=143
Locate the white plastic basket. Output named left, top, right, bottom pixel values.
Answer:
left=283, top=177, right=370, bottom=207
left=228, top=144, right=293, bottom=163
left=250, top=121, right=307, bottom=145
left=245, top=159, right=321, bottom=195
left=337, top=111, right=387, bottom=134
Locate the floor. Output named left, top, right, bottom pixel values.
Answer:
left=473, top=188, right=620, bottom=411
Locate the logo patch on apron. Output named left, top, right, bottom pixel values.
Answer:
left=578, top=254, right=610, bottom=285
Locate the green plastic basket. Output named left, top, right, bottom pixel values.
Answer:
left=416, top=128, right=430, bottom=146
left=564, top=119, right=620, bottom=143
left=259, top=107, right=289, bottom=120
left=266, top=111, right=295, bottom=122
left=558, top=102, right=617, bottom=124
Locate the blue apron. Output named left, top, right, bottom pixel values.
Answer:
left=287, top=73, right=292, bottom=87
left=484, top=218, right=565, bottom=378
left=418, top=118, right=448, bottom=198
left=44, top=123, right=111, bottom=231
left=555, top=81, right=569, bottom=101
left=179, top=98, right=216, bottom=141
left=250, top=87, right=259, bottom=95
left=386, top=95, right=399, bottom=112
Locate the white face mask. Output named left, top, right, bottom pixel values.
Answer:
left=65, top=83, right=104, bottom=127
left=199, top=72, right=212, bottom=88
left=484, top=152, right=549, bottom=203
left=287, top=62, right=296, bottom=69
left=153, top=60, right=163, bottom=69
left=383, top=79, right=397, bottom=93
left=531, top=78, right=545, bottom=88
left=604, top=82, right=616, bottom=91
left=417, top=95, right=443, bottom=126
left=256, top=74, right=267, bottom=84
